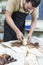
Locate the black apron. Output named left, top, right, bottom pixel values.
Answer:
left=3, top=11, right=28, bottom=42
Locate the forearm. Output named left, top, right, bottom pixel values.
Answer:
left=29, top=19, right=37, bottom=35
left=5, top=14, right=20, bottom=34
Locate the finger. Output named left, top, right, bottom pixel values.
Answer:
left=27, top=39, right=31, bottom=45
left=19, top=38, right=23, bottom=42
left=22, top=36, right=24, bottom=40
left=27, top=42, right=31, bottom=45
left=17, top=37, right=20, bottom=40
left=20, top=36, right=24, bottom=42
left=17, top=36, right=22, bottom=42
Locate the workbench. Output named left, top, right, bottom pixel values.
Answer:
left=0, top=37, right=43, bottom=65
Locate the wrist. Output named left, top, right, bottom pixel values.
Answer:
left=29, top=30, right=33, bottom=35
left=28, top=32, right=32, bottom=36
left=16, top=29, right=20, bottom=35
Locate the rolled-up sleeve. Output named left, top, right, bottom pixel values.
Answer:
left=6, top=0, right=16, bottom=13
left=31, top=7, right=38, bottom=20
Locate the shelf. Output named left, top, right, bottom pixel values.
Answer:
left=25, top=28, right=43, bottom=32
left=0, top=29, right=4, bottom=33
left=0, top=0, right=7, bottom=1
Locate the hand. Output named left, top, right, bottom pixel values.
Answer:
left=16, top=31, right=24, bottom=42
left=27, top=33, right=32, bottom=45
